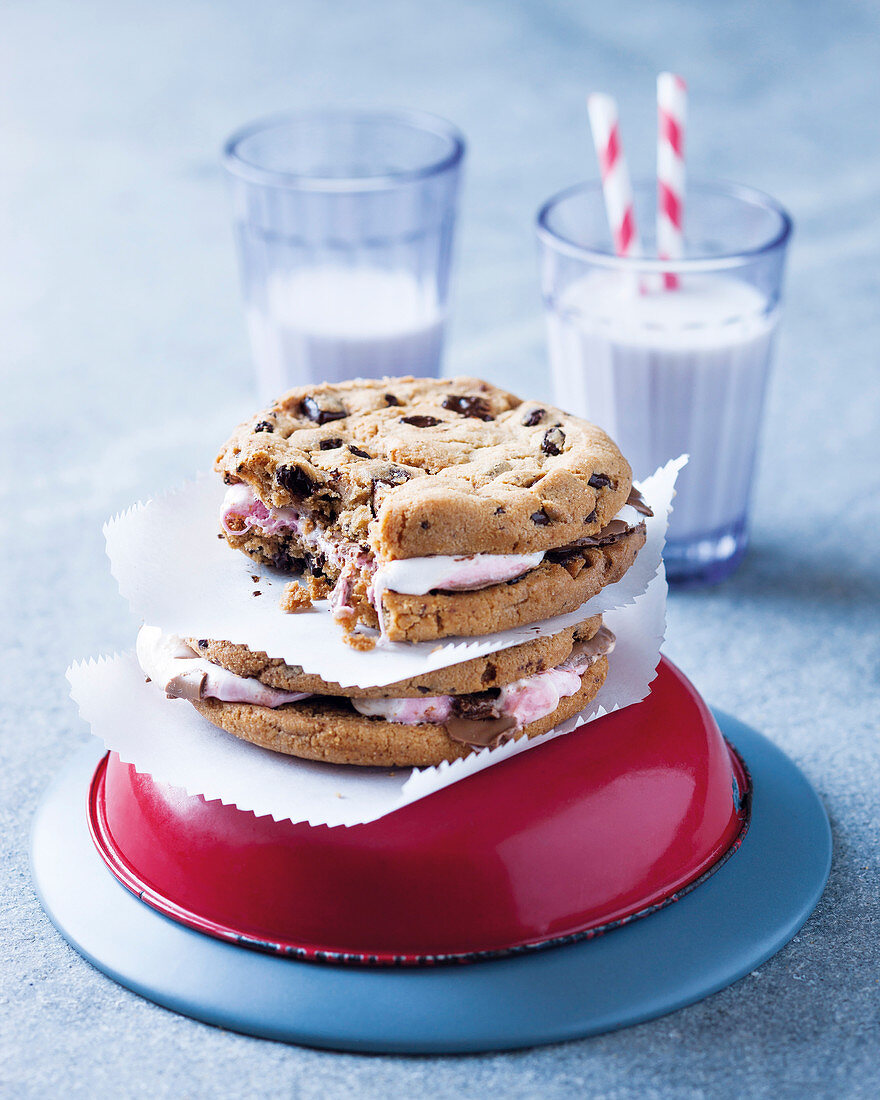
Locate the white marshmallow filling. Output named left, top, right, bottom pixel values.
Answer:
left=136, top=625, right=615, bottom=735
left=137, top=626, right=312, bottom=707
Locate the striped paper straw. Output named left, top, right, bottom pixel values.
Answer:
left=587, top=93, right=641, bottom=258
left=657, top=72, right=687, bottom=289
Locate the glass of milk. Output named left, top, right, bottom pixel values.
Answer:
left=223, top=110, right=465, bottom=398
left=537, top=180, right=792, bottom=584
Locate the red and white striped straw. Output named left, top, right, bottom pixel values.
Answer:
left=657, top=72, right=687, bottom=289
left=587, top=93, right=641, bottom=259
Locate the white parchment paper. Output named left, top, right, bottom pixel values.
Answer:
left=104, top=457, right=684, bottom=688
left=66, top=563, right=667, bottom=828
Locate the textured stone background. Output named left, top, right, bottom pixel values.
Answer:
left=2, top=1, right=878, bottom=1095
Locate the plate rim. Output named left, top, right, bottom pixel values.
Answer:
left=30, top=711, right=831, bottom=1054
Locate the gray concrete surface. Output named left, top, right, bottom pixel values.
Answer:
left=2, top=1, right=878, bottom=1096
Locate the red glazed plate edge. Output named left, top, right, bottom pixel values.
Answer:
left=86, top=746, right=751, bottom=968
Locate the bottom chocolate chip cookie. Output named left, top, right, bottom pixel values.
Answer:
left=137, top=621, right=614, bottom=767
left=187, top=616, right=604, bottom=697
left=191, top=658, right=608, bottom=767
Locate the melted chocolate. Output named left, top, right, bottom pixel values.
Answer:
left=571, top=625, right=616, bottom=662
left=547, top=521, right=641, bottom=558
left=627, top=486, right=654, bottom=517
left=444, top=714, right=517, bottom=749
left=165, top=669, right=208, bottom=702
left=549, top=490, right=652, bottom=554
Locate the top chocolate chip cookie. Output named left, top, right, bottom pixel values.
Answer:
left=216, top=376, right=632, bottom=560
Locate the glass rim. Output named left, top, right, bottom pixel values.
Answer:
left=536, top=178, right=793, bottom=272
left=222, top=108, right=466, bottom=191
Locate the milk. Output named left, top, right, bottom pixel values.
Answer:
left=246, top=267, right=446, bottom=399
left=546, top=272, right=779, bottom=564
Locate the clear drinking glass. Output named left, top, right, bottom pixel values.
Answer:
left=223, top=109, right=466, bottom=399
left=537, top=180, right=792, bottom=584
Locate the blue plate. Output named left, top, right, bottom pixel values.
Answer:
left=30, top=714, right=830, bottom=1053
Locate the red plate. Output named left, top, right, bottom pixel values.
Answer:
left=88, top=657, right=749, bottom=964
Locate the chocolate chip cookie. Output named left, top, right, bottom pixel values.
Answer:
left=215, top=376, right=649, bottom=642
left=138, top=620, right=615, bottom=767
left=187, top=615, right=604, bottom=696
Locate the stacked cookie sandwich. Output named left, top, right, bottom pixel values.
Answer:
left=138, top=377, right=651, bottom=767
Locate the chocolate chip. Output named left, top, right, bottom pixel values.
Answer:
left=494, top=506, right=506, bottom=515
left=348, top=445, right=370, bottom=459
left=584, top=510, right=597, bottom=524
left=276, top=464, right=316, bottom=497
left=307, top=552, right=326, bottom=574
left=522, top=408, right=545, bottom=426
left=627, top=486, right=654, bottom=517
left=530, top=509, right=550, bottom=525
left=376, top=464, right=412, bottom=486
left=272, top=546, right=306, bottom=573
left=401, top=415, right=440, bottom=428
left=301, top=395, right=346, bottom=425
left=252, top=590, right=261, bottom=597
left=589, top=473, right=613, bottom=489
left=541, top=427, right=566, bottom=455
left=369, top=465, right=413, bottom=516
left=384, top=393, right=400, bottom=406
left=454, top=690, right=501, bottom=720
left=441, top=394, right=494, bottom=421
left=420, top=520, right=430, bottom=529
left=253, top=420, right=274, bottom=433
left=319, top=438, right=343, bottom=451
left=197, top=640, right=208, bottom=649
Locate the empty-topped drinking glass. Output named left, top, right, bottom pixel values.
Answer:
left=537, top=180, right=792, bottom=585
left=223, top=109, right=466, bottom=400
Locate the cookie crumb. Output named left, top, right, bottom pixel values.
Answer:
left=307, top=575, right=332, bottom=601
left=342, top=627, right=376, bottom=651
left=252, top=590, right=262, bottom=597
left=279, top=583, right=313, bottom=613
